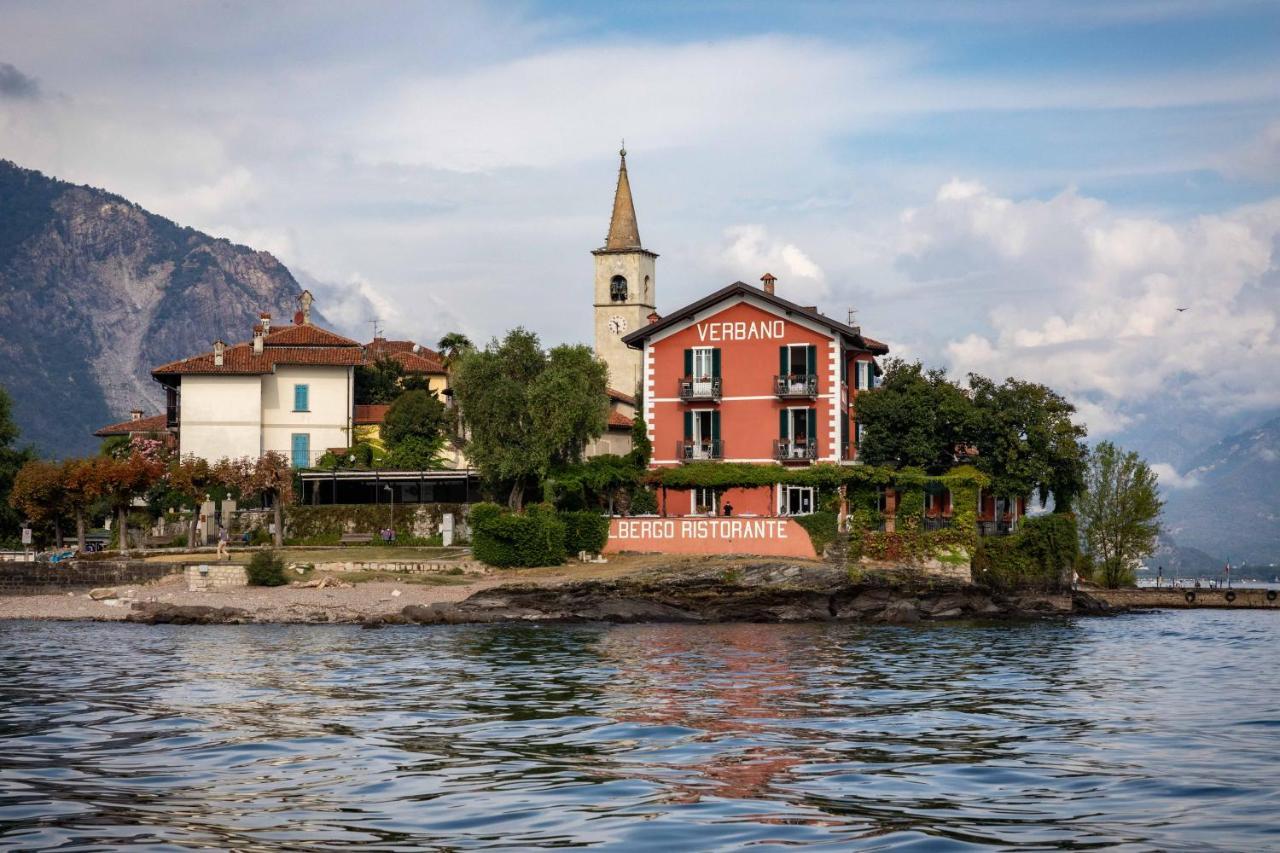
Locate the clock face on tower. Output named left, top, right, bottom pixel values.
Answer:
left=608, top=315, right=628, bottom=335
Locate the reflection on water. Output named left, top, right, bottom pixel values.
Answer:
left=1, top=612, right=1278, bottom=850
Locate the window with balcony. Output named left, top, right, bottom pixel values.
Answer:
left=776, top=407, right=817, bottom=461
left=680, top=409, right=722, bottom=460
left=680, top=347, right=721, bottom=400
left=776, top=344, right=818, bottom=397
left=291, top=433, right=311, bottom=468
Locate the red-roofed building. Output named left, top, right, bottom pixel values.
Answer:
left=149, top=291, right=361, bottom=467
left=621, top=276, right=888, bottom=516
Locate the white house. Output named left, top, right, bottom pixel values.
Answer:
left=151, top=294, right=363, bottom=467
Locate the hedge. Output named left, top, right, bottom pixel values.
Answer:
left=794, top=511, right=838, bottom=556
left=561, top=511, right=610, bottom=555
left=972, top=513, right=1078, bottom=591
left=470, top=502, right=570, bottom=568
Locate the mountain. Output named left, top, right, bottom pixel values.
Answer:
left=1159, top=415, right=1280, bottom=567
left=0, top=160, right=322, bottom=457
left=1140, top=532, right=1223, bottom=578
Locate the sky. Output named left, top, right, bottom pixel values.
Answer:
left=1, top=0, right=1278, bottom=475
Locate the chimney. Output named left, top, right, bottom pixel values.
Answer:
left=130, top=409, right=143, bottom=422
left=213, top=340, right=225, bottom=366
left=761, top=272, right=777, bottom=295
left=647, top=311, right=662, bottom=325
left=259, top=312, right=271, bottom=334
left=252, top=325, right=264, bottom=354
left=298, top=289, right=314, bottom=325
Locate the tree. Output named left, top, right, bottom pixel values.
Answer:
left=381, top=389, right=449, bottom=470
left=60, top=458, right=97, bottom=551
left=451, top=329, right=608, bottom=510
left=1075, top=441, right=1162, bottom=588
left=215, top=453, right=294, bottom=547
left=9, top=460, right=66, bottom=547
left=355, top=356, right=406, bottom=405
left=92, top=453, right=164, bottom=555
left=856, top=359, right=979, bottom=473
left=437, top=332, right=474, bottom=368
left=969, top=374, right=1088, bottom=510
left=166, top=456, right=214, bottom=548
left=0, top=386, right=35, bottom=545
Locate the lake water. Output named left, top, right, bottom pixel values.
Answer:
left=1, top=612, right=1278, bottom=851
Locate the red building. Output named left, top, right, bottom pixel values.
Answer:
left=622, top=276, right=888, bottom=517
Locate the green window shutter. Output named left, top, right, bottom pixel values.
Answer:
left=683, top=348, right=693, bottom=377
left=853, top=360, right=861, bottom=390
left=683, top=411, right=693, bottom=439
left=807, top=408, right=817, bottom=444
left=841, top=411, right=849, bottom=444
left=779, top=408, right=789, bottom=439
left=806, top=344, right=817, bottom=375
left=779, top=345, right=788, bottom=376
left=711, top=411, right=721, bottom=440
left=294, top=384, right=309, bottom=411
left=870, top=361, right=877, bottom=388
left=711, top=348, right=721, bottom=379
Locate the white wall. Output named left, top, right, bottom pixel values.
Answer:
left=260, top=365, right=352, bottom=466
left=180, top=375, right=262, bottom=461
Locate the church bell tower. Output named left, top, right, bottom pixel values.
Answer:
left=593, top=146, right=656, bottom=394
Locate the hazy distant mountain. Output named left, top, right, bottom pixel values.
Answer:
left=1141, top=532, right=1224, bottom=577
left=0, top=160, right=321, bottom=457
left=1159, top=415, right=1280, bottom=566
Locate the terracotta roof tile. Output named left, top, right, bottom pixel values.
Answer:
left=607, top=410, right=634, bottom=429
left=94, top=413, right=170, bottom=437
left=607, top=388, right=636, bottom=405
left=363, top=339, right=446, bottom=373
left=265, top=324, right=360, bottom=347
left=153, top=342, right=364, bottom=376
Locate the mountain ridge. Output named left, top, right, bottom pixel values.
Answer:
left=0, top=159, right=323, bottom=457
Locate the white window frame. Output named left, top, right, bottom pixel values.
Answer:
left=778, top=485, right=816, bottom=516
left=691, top=346, right=715, bottom=382
left=691, top=487, right=718, bottom=515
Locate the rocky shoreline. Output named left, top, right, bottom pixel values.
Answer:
left=117, top=562, right=1111, bottom=626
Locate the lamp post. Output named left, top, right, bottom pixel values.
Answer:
left=383, top=484, right=394, bottom=541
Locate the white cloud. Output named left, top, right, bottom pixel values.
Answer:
left=710, top=225, right=828, bottom=304
left=898, top=181, right=1280, bottom=436
left=1152, top=462, right=1201, bottom=490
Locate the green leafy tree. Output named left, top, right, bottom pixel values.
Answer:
left=856, top=359, right=979, bottom=473
left=452, top=328, right=608, bottom=510
left=969, top=374, right=1088, bottom=509
left=0, top=386, right=36, bottom=545
left=1075, top=441, right=1162, bottom=588
left=383, top=389, right=449, bottom=447
left=437, top=332, right=474, bottom=368
left=354, top=356, right=406, bottom=405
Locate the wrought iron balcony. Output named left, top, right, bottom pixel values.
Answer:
left=678, top=439, right=723, bottom=462
left=678, top=376, right=721, bottom=402
left=923, top=515, right=954, bottom=532
left=774, top=374, right=818, bottom=399
left=773, top=439, right=818, bottom=462
left=978, top=519, right=1016, bottom=536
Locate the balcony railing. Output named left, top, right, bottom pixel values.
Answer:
left=978, top=519, right=1016, bottom=536
left=774, top=374, right=818, bottom=398
left=774, top=439, right=818, bottom=462
left=678, top=439, right=723, bottom=462
left=923, top=515, right=954, bottom=532
left=679, top=376, right=721, bottom=402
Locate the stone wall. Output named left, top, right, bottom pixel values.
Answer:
left=185, top=564, right=248, bottom=592
left=0, top=560, right=177, bottom=595
left=1093, top=587, right=1280, bottom=609
left=283, top=503, right=470, bottom=541
left=313, top=560, right=485, bottom=576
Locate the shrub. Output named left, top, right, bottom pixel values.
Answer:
left=246, top=550, right=288, bottom=586
left=629, top=487, right=657, bottom=515
left=561, top=510, right=609, bottom=555
left=794, top=511, right=838, bottom=556
left=973, top=514, right=1078, bottom=592
left=471, top=502, right=567, bottom=568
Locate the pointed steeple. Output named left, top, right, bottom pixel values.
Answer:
left=603, top=144, right=642, bottom=251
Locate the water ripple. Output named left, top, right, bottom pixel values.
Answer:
left=0, top=611, right=1277, bottom=850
